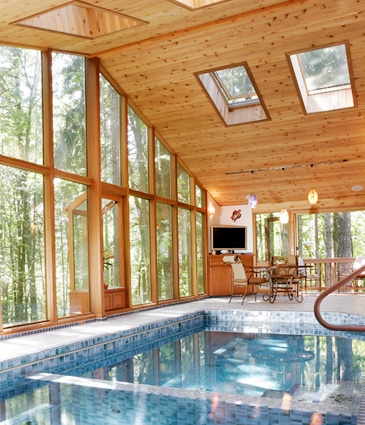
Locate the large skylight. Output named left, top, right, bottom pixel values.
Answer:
left=195, top=63, right=269, bottom=126
left=288, top=43, right=355, bottom=113
left=213, top=66, right=259, bottom=107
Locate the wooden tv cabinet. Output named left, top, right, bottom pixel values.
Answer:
left=208, top=254, right=254, bottom=296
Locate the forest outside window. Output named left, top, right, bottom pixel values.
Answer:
left=155, top=138, right=172, bottom=199
left=100, top=74, right=121, bottom=186
left=157, top=202, right=174, bottom=301
left=102, top=198, right=120, bottom=288
left=54, top=179, right=89, bottom=318
left=177, top=163, right=190, bottom=204
left=0, top=46, right=43, bottom=164
left=129, top=195, right=151, bottom=305
left=128, top=107, right=149, bottom=193
left=196, top=212, right=205, bottom=294
left=178, top=207, right=193, bottom=297
left=288, top=43, right=355, bottom=113
left=52, top=52, right=86, bottom=176
left=0, top=165, right=46, bottom=327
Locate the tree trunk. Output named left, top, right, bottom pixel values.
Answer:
left=324, top=213, right=332, bottom=286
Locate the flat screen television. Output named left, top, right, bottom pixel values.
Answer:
left=211, top=226, right=247, bottom=251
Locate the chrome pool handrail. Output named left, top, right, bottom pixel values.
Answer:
left=314, top=263, right=365, bottom=332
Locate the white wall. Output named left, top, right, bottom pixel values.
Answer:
left=207, top=193, right=254, bottom=253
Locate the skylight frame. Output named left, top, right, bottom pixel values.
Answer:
left=195, top=62, right=270, bottom=126
left=167, top=0, right=232, bottom=11
left=287, top=41, right=356, bottom=115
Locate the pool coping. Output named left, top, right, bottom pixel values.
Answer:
left=0, top=308, right=364, bottom=424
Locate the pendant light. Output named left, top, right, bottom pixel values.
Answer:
left=248, top=171, right=258, bottom=208
left=280, top=168, right=289, bottom=224
left=308, top=164, right=318, bottom=204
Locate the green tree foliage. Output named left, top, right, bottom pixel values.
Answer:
left=298, top=44, right=350, bottom=91
left=100, top=75, right=121, bottom=185
left=53, top=53, right=86, bottom=175
left=215, top=65, right=256, bottom=102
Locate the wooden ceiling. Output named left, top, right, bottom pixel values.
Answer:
left=1, top=0, right=365, bottom=211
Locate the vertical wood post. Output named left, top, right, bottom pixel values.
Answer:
left=43, top=49, right=58, bottom=323
left=86, top=57, right=104, bottom=317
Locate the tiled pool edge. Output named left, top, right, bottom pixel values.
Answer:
left=28, top=372, right=358, bottom=425
left=1, top=309, right=364, bottom=425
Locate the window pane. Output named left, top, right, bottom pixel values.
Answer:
left=129, top=196, right=151, bottom=304
left=215, top=65, right=258, bottom=104
left=102, top=199, right=120, bottom=288
left=53, top=53, right=86, bottom=176
left=100, top=74, right=121, bottom=185
left=298, top=45, right=350, bottom=92
left=177, top=164, right=190, bottom=204
left=128, top=107, right=149, bottom=193
left=196, top=185, right=202, bottom=208
left=157, top=202, right=174, bottom=301
left=255, top=213, right=289, bottom=262
left=0, top=166, right=45, bottom=327
left=0, top=46, right=43, bottom=164
left=54, top=179, right=89, bottom=318
left=196, top=212, right=205, bottom=294
left=178, top=208, right=192, bottom=297
left=155, top=138, right=171, bottom=199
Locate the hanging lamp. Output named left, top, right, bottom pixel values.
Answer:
left=280, top=209, right=289, bottom=224
left=279, top=168, right=289, bottom=224
left=307, top=164, right=318, bottom=204
left=248, top=171, right=258, bottom=208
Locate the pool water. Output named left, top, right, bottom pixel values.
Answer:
left=1, top=325, right=364, bottom=425
left=77, top=330, right=364, bottom=398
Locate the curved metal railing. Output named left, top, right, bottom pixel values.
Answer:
left=314, top=263, right=365, bottom=332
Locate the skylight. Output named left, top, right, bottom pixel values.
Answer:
left=195, top=63, right=269, bottom=126
left=288, top=43, right=355, bottom=113
left=168, top=0, right=228, bottom=10
left=12, top=1, right=146, bottom=39
left=213, top=66, right=259, bottom=107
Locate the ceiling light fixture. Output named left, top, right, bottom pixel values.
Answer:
left=208, top=205, right=215, bottom=218
left=280, top=168, right=289, bottom=224
left=248, top=171, right=258, bottom=208
left=308, top=164, right=318, bottom=205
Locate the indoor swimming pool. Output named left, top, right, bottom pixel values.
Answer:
left=0, top=309, right=364, bottom=425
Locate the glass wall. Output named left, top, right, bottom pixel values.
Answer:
left=157, top=202, right=174, bottom=301
left=0, top=165, right=45, bottom=327
left=128, top=107, right=149, bottom=193
left=297, top=211, right=365, bottom=259
left=196, top=212, right=205, bottom=294
left=129, top=196, right=151, bottom=304
left=256, top=212, right=289, bottom=262
left=178, top=208, right=193, bottom=297
left=100, top=75, right=121, bottom=185
left=0, top=45, right=207, bottom=330
left=155, top=138, right=172, bottom=199
left=52, top=53, right=86, bottom=176
left=102, top=199, right=120, bottom=288
left=177, top=163, right=190, bottom=204
left=0, top=46, right=43, bottom=164
left=54, top=179, right=89, bottom=318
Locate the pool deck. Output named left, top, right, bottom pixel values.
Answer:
left=0, top=293, right=364, bottom=363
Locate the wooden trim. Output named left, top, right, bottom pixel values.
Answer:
left=155, top=196, right=177, bottom=206
left=92, top=0, right=307, bottom=58
left=0, top=40, right=48, bottom=51
left=166, top=0, right=232, bottom=11
left=42, top=50, right=58, bottom=323
left=0, top=155, right=50, bottom=175
left=54, top=169, right=93, bottom=185
left=127, top=99, right=154, bottom=129
left=86, top=57, right=104, bottom=317
left=101, top=182, right=128, bottom=197
left=100, top=64, right=127, bottom=97
left=129, top=189, right=154, bottom=200
left=123, top=195, right=132, bottom=308
left=121, top=96, right=129, bottom=188
left=177, top=201, right=195, bottom=210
